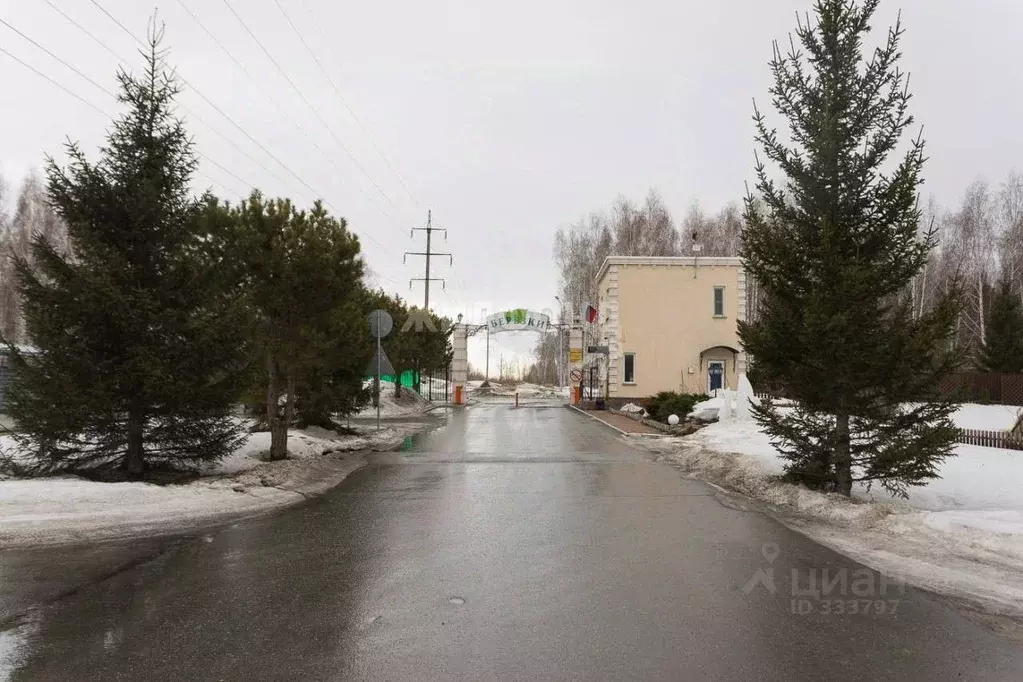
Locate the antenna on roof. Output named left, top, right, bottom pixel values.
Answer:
left=692, top=231, right=702, bottom=278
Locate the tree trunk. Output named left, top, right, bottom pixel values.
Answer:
left=394, top=370, right=402, bottom=399
left=125, top=408, right=145, bottom=477
left=978, top=274, right=986, bottom=346
left=267, top=352, right=288, bottom=461
left=834, top=412, right=852, bottom=497
left=285, top=373, right=296, bottom=427
left=917, top=264, right=928, bottom=320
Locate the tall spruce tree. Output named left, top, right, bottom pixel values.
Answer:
left=3, top=29, right=248, bottom=478
left=977, top=277, right=1023, bottom=373
left=739, top=0, right=962, bottom=498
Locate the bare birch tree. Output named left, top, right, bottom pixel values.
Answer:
left=998, top=171, right=1023, bottom=301
left=0, top=173, right=69, bottom=344
left=942, top=181, right=996, bottom=353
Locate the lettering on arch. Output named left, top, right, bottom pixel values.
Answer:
left=486, top=309, right=553, bottom=333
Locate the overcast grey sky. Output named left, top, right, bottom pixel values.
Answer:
left=2, top=0, right=1022, bottom=372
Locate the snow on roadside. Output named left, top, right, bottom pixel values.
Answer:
left=0, top=421, right=430, bottom=548
left=355, top=379, right=433, bottom=418
left=683, top=419, right=1023, bottom=517
left=203, top=424, right=413, bottom=476
left=643, top=419, right=1023, bottom=615
left=0, top=610, right=39, bottom=682
left=689, top=398, right=1021, bottom=433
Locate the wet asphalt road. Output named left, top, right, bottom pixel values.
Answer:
left=4, top=404, right=1023, bottom=681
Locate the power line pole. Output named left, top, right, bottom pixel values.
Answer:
left=405, top=210, right=452, bottom=310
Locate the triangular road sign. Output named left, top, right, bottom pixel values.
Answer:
left=365, top=345, right=396, bottom=377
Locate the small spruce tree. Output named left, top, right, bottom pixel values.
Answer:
left=225, top=193, right=365, bottom=459
left=739, top=0, right=963, bottom=497
left=977, top=277, right=1023, bottom=373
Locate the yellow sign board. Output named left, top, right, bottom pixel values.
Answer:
left=569, top=348, right=583, bottom=363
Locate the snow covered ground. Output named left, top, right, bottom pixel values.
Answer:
left=0, top=420, right=432, bottom=548
left=464, top=381, right=567, bottom=404
left=356, top=379, right=437, bottom=417
left=690, top=397, right=1021, bottom=432
left=948, top=403, right=1021, bottom=431
left=643, top=417, right=1023, bottom=616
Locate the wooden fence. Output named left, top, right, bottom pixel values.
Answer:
left=957, top=429, right=1023, bottom=451
left=937, top=373, right=1023, bottom=406
left=756, top=373, right=1023, bottom=406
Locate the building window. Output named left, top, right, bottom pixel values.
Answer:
left=623, top=353, right=636, bottom=384
left=713, top=286, right=725, bottom=317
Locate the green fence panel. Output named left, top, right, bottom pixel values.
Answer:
left=364, top=371, right=420, bottom=390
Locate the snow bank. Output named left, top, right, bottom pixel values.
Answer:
left=0, top=610, right=39, bottom=681
left=620, top=403, right=645, bottom=414
left=950, top=403, right=1022, bottom=431
left=686, top=420, right=1023, bottom=517
left=688, top=397, right=735, bottom=422
left=646, top=419, right=1023, bottom=615
left=0, top=422, right=430, bottom=547
left=204, top=425, right=410, bottom=476
left=489, top=382, right=557, bottom=397
left=466, top=382, right=565, bottom=403
left=357, top=379, right=432, bottom=418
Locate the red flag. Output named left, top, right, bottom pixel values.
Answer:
left=585, top=304, right=598, bottom=323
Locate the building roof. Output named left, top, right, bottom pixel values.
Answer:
left=595, top=255, right=743, bottom=285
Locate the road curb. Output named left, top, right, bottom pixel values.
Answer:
left=566, top=404, right=631, bottom=437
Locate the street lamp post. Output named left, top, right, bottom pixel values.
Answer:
left=555, top=296, right=563, bottom=387
left=484, top=324, right=490, bottom=386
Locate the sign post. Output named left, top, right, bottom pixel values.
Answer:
left=589, top=345, right=610, bottom=404
left=569, top=322, right=584, bottom=405
left=367, top=310, right=394, bottom=431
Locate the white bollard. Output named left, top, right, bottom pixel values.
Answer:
left=736, top=373, right=754, bottom=421
left=720, top=389, right=733, bottom=420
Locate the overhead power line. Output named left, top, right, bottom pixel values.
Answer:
left=0, top=17, right=115, bottom=98
left=272, top=0, right=421, bottom=210
left=0, top=46, right=244, bottom=201
left=40, top=2, right=293, bottom=191
left=84, top=0, right=398, bottom=259
left=171, top=0, right=358, bottom=208
left=0, top=44, right=110, bottom=118
left=6, top=10, right=282, bottom=203
left=6, top=3, right=406, bottom=289
left=219, top=0, right=409, bottom=225
left=43, top=0, right=119, bottom=61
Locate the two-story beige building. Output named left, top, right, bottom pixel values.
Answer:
left=593, top=256, right=747, bottom=402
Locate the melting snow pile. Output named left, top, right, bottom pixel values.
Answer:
left=647, top=411, right=1023, bottom=615
left=357, top=379, right=431, bottom=417
left=0, top=420, right=427, bottom=547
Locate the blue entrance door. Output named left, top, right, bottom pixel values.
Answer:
left=708, top=361, right=724, bottom=392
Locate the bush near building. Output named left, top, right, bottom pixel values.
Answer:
left=645, top=392, right=709, bottom=424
